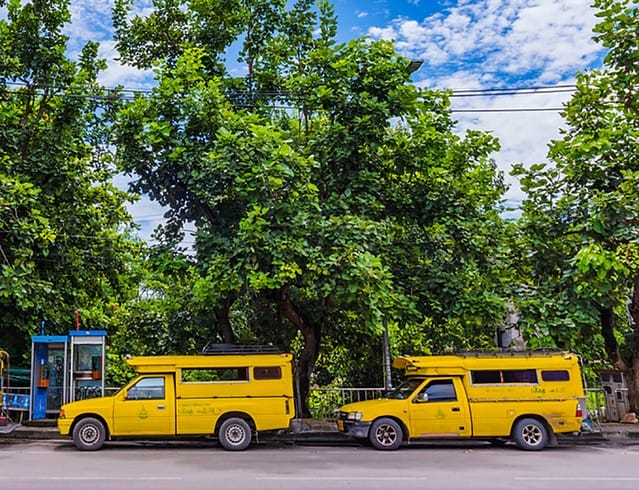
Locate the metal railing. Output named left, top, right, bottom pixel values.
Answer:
left=308, top=387, right=385, bottom=420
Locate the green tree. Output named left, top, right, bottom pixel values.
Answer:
left=0, top=0, right=139, bottom=359
left=513, top=0, right=639, bottom=410
left=113, top=1, right=510, bottom=413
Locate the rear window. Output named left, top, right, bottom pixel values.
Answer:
left=541, top=370, right=570, bottom=382
left=471, top=369, right=538, bottom=384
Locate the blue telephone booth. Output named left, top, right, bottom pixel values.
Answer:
left=30, top=336, right=68, bottom=420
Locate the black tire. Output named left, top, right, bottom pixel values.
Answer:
left=218, top=417, right=252, bottom=451
left=369, top=418, right=403, bottom=450
left=72, top=417, right=106, bottom=451
left=512, top=418, right=548, bottom=451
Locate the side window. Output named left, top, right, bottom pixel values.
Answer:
left=181, top=367, right=249, bottom=383
left=471, top=370, right=501, bottom=384
left=253, top=366, right=282, bottom=380
left=127, top=377, right=165, bottom=400
left=471, top=369, right=538, bottom=384
left=418, top=380, right=457, bottom=402
left=541, top=370, right=570, bottom=382
left=502, top=369, right=538, bottom=383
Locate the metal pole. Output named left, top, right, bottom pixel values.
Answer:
left=382, top=319, right=392, bottom=391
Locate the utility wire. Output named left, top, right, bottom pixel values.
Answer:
left=2, top=80, right=578, bottom=112
left=453, top=107, right=564, bottom=113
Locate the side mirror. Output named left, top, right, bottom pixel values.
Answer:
left=415, top=392, right=429, bottom=403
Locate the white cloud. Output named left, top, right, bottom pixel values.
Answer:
left=96, top=40, right=154, bottom=88
left=367, top=0, right=605, bottom=202
left=417, top=70, right=572, bottom=201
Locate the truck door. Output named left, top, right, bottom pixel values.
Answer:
left=408, top=377, right=471, bottom=438
left=113, top=374, right=176, bottom=436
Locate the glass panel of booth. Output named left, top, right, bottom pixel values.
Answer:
left=74, top=344, right=102, bottom=373
left=68, top=331, right=107, bottom=403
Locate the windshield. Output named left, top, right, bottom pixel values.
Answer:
left=385, top=378, right=424, bottom=400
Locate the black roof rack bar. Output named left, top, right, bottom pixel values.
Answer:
left=202, top=343, right=282, bottom=355
left=455, top=348, right=564, bottom=358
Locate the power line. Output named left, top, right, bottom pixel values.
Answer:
left=449, top=83, right=576, bottom=94
left=450, top=88, right=574, bottom=98
left=2, top=80, right=578, bottom=111
left=452, top=107, right=564, bottom=113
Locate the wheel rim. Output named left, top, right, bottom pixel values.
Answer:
left=224, top=423, right=247, bottom=446
left=521, top=423, right=543, bottom=447
left=79, top=424, right=99, bottom=445
left=374, top=422, right=398, bottom=447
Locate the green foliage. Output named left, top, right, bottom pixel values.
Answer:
left=104, top=348, right=136, bottom=387
left=307, top=380, right=343, bottom=420
left=0, top=0, right=141, bottom=360
left=108, top=248, right=214, bottom=357
left=512, top=0, right=639, bottom=410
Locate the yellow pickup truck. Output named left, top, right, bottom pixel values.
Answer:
left=58, top=347, right=294, bottom=451
left=338, top=351, right=585, bottom=451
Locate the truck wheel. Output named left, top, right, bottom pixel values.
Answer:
left=513, top=418, right=548, bottom=451
left=369, top=418, right=403, bottom=450
left=72, top=417, right=106, bottom=451
left=219, top=418, right=252, bottom=451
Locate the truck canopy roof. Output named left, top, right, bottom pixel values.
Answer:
left=393, top=351, right=579, bottom=375
left=127, top=353, right=293, bottom=373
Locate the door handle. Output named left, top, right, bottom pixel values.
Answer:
left=157, top=404, right=166, bottom=410
left=451, top=407, right=460, bottom=412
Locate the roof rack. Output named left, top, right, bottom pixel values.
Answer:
left=201, top=343, right=282, bottom=355
left=456, top=348, right=564, bottom=358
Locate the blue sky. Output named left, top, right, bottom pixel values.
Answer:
left=26, top=0, right=607, bottom=241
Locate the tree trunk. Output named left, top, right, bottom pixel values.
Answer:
left=622, top=278, right=639, bottom=413
left=629, top=358, right=639, bottom=414
left=277, top=285, right=320, bottom=418
left=599, top=305, right=621, bottom=367
left=215, top=294, right=236, bottom=344
left=599, top=276, right=639, bottom=413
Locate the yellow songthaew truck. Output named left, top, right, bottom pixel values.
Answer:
left=58, top=346, right=294, bottom=451
left=338, top=351, right=585, bottom=451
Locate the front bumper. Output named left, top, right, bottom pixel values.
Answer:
left=337, top=419, right=371, bottom=439
left=57, top=418, right=73, bottom=436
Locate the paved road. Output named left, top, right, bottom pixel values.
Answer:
left=0, top=440, right=638, bottom=490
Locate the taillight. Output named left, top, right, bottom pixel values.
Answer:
left=576, top=403, right=583, bottom=418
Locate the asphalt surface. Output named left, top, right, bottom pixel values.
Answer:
left=1, top=418, right=638, bottom=446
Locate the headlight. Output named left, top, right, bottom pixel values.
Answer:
left=347, top=412, right=363, bottom=421
left=58, top=409, right=66, bottom=419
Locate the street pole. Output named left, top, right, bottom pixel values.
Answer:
left=382, top=319, right=392, bottom=391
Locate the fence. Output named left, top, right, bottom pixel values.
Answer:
left=1, top=387, right=30, bottom=423
left=308, top=387, right=385, bottom=420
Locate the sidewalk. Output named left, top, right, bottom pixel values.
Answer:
left=1, top=418, right=638, bottom=446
